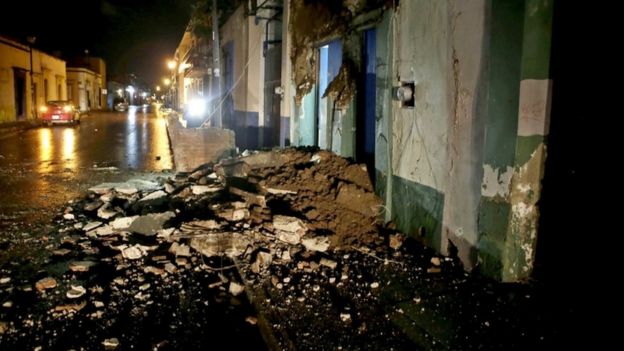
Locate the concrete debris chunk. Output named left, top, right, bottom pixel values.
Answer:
left=35, top=277, right=57, bottom=292
left=97, top=204, right=117, bottom=220
left=69, top=261, right=96, bottom=272
left=189, top=233, right=250, bottom=258
left=217, top=208, right=249, bottom=221
left=122, top=245, right=148, bottom=260
left=93, top=225, right=114, bottom=236
left=320, top=258, right=338, bottom=270
left=430, top=257, right=441, bottom=266
left=139, top=190, right=167, bottom=202
left=301, top=236, right=330, bottom=252
left=102, top=337, right=120, bottom=350
left=169, top=242, right=191, bottom=257
left=127, top=211, right=175, bottom=236
left=63, top=213, right=75, bottom=220
left=55, top=300, right=87, bottom=312
left=229, top=187, right=266, bottom=207
left=66, top=285, right=86, bottom=299
left=191, top=185, right=222, bottom=195
left=389, top=234, right=404, bottom=250
left=110, top=216, right=138, bottom=230
left=266, top=188, right=297, bottom=195
left=251, top=251, right=273, bottom=273
left=229, top=282, right=245, bottom=296
left=83, top=221, right=102, bottom=232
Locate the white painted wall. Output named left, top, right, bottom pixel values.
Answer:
left=392, top=0, right=451, bottom=193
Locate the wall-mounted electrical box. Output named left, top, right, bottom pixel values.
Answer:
left=394, top=81, right=415, bottom=108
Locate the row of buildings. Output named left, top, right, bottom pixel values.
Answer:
left=168, top=0, right=557, bottom=283
left=0, top=35, right=106, bottom=124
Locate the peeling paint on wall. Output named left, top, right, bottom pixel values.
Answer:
left=503, top=142, right=547, bottom=281
left=481, top=165, right=513, bottom=199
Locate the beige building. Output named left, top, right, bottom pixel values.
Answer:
left=0, top=35, right=67, bottom=123
left=66, top=57, right=107, bottom=112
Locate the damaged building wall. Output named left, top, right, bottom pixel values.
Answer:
left=374, top=0, right=553, bottom=281
left=220, top=4, right=266, bottom=150
left=288, top=0, right=384, bottom=158
left=440, top=0, right=488, bottom=271
left=386, top=0, right=452, bottom=253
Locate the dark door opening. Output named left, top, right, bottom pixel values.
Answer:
left=263, top=41, right=282, bottom=148
left=357, top=28, right=377, bottom=183
left=13, top=68, right=27, bottom=120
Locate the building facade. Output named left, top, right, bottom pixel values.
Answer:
left=66, top=57, right=107, bottom=112
left=0, top=35, right=67, bottom=123
left=172, top=0, right=555, bottom=282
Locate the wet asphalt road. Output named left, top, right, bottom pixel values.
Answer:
left=0, top=106, right=173, bottom=225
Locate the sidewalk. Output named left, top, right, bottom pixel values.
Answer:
left=0, top=120, right=40, bottom=138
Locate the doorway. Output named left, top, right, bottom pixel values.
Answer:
left=13, top=68, right=27, bottom=120
left=356, top=28, right=377, bottom=180
left=316, top=40, right=342, bottom=150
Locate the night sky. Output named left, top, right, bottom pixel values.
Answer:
left=0, top=0, right=196, bottom=85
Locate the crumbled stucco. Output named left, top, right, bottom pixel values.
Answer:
left=481, top=165, right=513, bottom=199
left=322, top=59, right=356, bottom=110
left=289, top=0, right=386, bottom=104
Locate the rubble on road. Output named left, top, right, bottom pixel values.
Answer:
left=0, top=147, right=544, bottom=351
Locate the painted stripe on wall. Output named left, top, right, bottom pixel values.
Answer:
left=517, top=79, right=552, bottom=136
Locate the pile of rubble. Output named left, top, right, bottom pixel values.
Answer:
left=1, top=148, right=469, bottom=349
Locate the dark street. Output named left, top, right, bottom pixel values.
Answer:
left=0, top=107, right=172, bottom=224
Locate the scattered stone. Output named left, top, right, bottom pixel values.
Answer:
left=191, top=185, right=222, bottom=195
left=84, top=200, right=103, bottom=212
left=190, top=233, right=250, bottom=258
left=110, top=216, right=138, bottom=230
left=97, top=204, right=118, bottom=220
left=229, top=187, right=266, bottom=207
left=92, top=225, right=115, bottom=236
left=389, top=234, right=404, bottom=250
left=169, top=242, right=191, bottom=257
left=370, top=282, right=380, bottom=289
left=102, top=337, right=120, bottom=350
left=63, top=213, right=75, bottom=220
left=2, top=301, right=12, bottom=308
left=139, top=190, right=167, bottom=202
left=122, top=245, right=148, bottom=260
left=266, top=188, right=297, bottom=195
left=229, top=282, right=245, bottom=296
left=83, top=221, right=103, bottom=232
left=66, top=285, right=86, bottom=299
left=0, top=277, right=10, bottom=284
left=127, top=212, right=175, bottom=236
left=52, top=248, right=72, bottom=256
left=251, top=251, right=273, bottom=273
left=245, top=316, right=258, bottom=325
left=69, top=261, right=96, bottom=272
left=35, top=277, right=57, bottom=292
left=0, top=321, right=7, bottom=334
left=139, top=283, right=150, bottom=291
left=144, top=266, right=165, bottom=276
left=320, top=258, right=338, bottom=270
left=164, top=182, right=176, bottom=194
left=427, top=267, right=441, bottom=274
left=340, top=313, right=351, bottom=322
left=301, top=236, right=330, bottom=252
left=164, top=263, right=177, bottom=274
left=54, top=300, right=87, bottom=312
left=430, top=257, right=441, bottom=266
left=94, top=301, right=105, bottom=308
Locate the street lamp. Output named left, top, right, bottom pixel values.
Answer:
left=27, top=36, right=36, bottom=119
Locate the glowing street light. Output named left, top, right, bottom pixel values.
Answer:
left=167, top=60, right=176, bottom=70
left=156, top=86, right=161, bottom=92
left=163, top=78, right=171, bottom=86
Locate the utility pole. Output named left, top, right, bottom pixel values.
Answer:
left=27, top=36, right=36, bottom=119
left=211, top=0, right=222, bottom=128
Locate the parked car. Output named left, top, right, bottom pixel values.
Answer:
left=39, top=101, right=80, bottom=126
left=114, top=99, right=129, bottom=112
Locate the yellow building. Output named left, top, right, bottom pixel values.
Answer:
left=0, top=35, right=66, bottom=123
left=66, top=57, right=107, bottom=112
